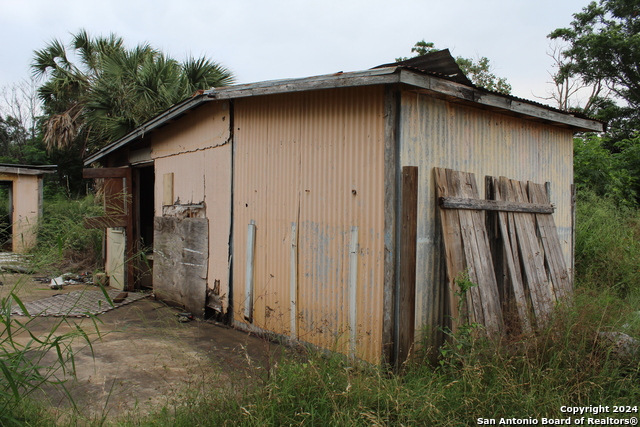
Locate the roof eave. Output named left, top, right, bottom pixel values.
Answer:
left=399, top=70, right=604, bottom=132
left=84, top=67, right=604, bottom=166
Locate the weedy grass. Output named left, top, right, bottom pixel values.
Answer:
left=0, top=277, right=98, bottom=427
left=29, top=195, right=104, bottom=276
left=113, top=284, right=637, bottom=427
left=7, top=190, right=640, bottom=426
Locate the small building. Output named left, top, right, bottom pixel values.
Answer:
left=0, top=164, right=56, bottom=253
left=83, top=51, right=603, bottom=364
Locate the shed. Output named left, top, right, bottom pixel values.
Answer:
left=0, top=164, right=56, bottom=253
left=83, top=50, right=603, bottom=364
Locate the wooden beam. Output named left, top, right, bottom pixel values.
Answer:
left=399, top=70, right=604, bottom=132
left=439, top=197, right=554, bottom=214
left=163, top=173, right=174, bottom=206
left=84, top=215, right=128, bottom=229
left=397, top=166, right=418, bottom=365
left=83, top=168, right=129, bottom=178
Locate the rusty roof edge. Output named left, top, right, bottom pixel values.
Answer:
left=399, top=70, right=605, bottom=132
left=0, top=164, right=57, bottom=175
left=84, top=66, right=605, bottom=165
left=84, top=68, right=402, bottom=165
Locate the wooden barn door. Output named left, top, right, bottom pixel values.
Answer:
left=83, top=167, right=134, bottom=291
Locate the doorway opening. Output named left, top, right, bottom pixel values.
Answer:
left=134, top=165, right=155, bottom=289
left=0, top=181, right=13, bottom=251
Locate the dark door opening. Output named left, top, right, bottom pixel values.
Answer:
left=134, top=165, right=155, bottom=289
left=0, top=181, right=13, bottom=251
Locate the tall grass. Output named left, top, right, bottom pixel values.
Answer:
left=575, top=189, right=640, bottom=297
left=30, top=195, right=104, bottom=275
left=115, top=188, right=639, bottom=427
left=0, top=280, right=95, bottom=426
left=6, top=190, right=639, bottom=426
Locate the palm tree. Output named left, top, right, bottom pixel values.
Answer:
left=32, top=29, right=234, bottom=154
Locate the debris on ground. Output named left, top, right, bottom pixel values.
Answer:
left=177, top=312, right=194, bottom=323
left=599, top=331, right=640, bottom=358
left=46, top=272, right=96, bottom=289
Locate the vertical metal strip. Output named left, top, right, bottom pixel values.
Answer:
left=290, top=222, right=298, bottom=339
left=349, top=226, right=359, bottom=356
left=245, top=220, right=256, bottom=322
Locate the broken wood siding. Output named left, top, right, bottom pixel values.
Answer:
left=232, top=87, right=386, bottom=363
left=399, top=92, right=574, bottom=348
left=151, top=100, right=232, bottom=313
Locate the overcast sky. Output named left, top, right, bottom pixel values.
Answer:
left=1, top=0, right=590, bottom=105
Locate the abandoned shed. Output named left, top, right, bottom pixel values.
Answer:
left=0, top=164, right=56, bottom=253
left=83, top=50, right=604, bottom=365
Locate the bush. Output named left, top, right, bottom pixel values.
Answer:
left=574, top=189, right=640, bottom=297
left=30, top=195, right=104, bottom=274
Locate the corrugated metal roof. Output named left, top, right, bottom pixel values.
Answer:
left=83, top=55, right=605, bottom=165
left=374, top=49, right=475, bottom=86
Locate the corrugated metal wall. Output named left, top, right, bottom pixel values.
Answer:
left=399, top=92, right=574, bottom=346
left=233, top=87, right=386, bottom=363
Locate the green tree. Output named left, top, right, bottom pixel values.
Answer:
left=397, top=40, right=512, bottom=94
left=31, top=30, right=234, bottom=195
left=32, top=29, right=235, bottom=154
left=549, top=0, right=640, bottom=141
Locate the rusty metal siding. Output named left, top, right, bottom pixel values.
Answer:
left=151, top=101, right=232, bottom=311
left=233, top=86, right=386, bottom=363
left=399, top=91, right=574, bottom=345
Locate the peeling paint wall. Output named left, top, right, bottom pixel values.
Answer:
left=151, top=100, right=232, bottom=312
left=399, top=92, right=574, bottom=347
left=232, top=87, right=386, bottom=363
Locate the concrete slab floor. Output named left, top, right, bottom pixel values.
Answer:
left=0, top=272, right=284, bottom=421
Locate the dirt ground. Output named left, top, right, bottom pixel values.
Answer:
left=0, top=271, right=283, bottom=421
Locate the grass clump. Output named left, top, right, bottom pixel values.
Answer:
left=575, top=189, right=640, bottom=297
left=0, top=281, right=95, bottom=426
left=30, top=195, right=104, bottom=275
left=116, top=284, right=638, bottom=427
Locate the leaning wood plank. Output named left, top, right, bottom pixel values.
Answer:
left=446, top=168, right=483, bottom=327
left=434, top=168, right=468, bottom=330
left=493, top=178, right=532, bottom=333
left=507, top=178, right=554, bottom=324
left=457, top=170, right=503, bottom=336
left=439, top=197, right=554, bottom=214
left=527, top=182, right=572, bottom=300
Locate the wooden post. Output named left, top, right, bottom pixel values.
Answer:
left=397, top=166, right=418, bottom=366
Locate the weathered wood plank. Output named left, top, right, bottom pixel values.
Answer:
left=506, top=178, right=553, bottom=325
left=397, top=167, right=418, bottom=364
left=528, top=182, right=572, bottom=301
left=439, top=197, right=554, bottom=214
left=493, top=177, right=532, bottom=333
left=448, top=169, right=484, bottom=327
left=84, top=215, right=127, bottom=229
left=457, top=170, right=503, bottom=336
left=83, top=168, right=129, bottom=178
left=434, top=168, right=467, bottom=331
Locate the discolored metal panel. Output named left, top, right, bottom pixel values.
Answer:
left=232, top=86, right=386, bottom=363
left=399, top=92, right=574, bottom=349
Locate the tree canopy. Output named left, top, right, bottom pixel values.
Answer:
left=397, top=40, right=512, bottom=95
left=549, top=0, right=640, bottom=141
left=32, top=29, right=235, bottom=155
